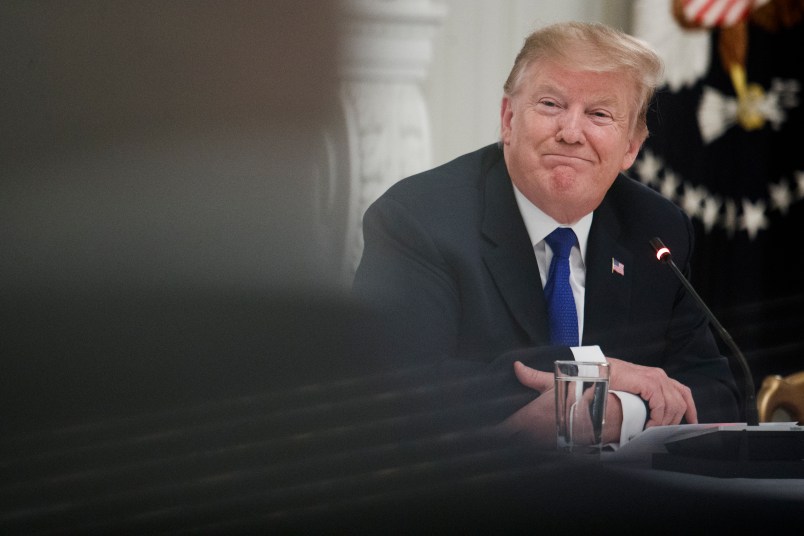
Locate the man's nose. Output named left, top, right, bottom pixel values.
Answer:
left=555, top=109, right=585, bottom=144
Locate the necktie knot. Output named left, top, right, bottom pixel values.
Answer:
left=545, top=227, right=576, bottom=259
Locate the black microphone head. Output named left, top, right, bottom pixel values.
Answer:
left=649, top=237, right=671, bottom=263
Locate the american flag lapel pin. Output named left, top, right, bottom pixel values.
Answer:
left=611, top=258, right=625, bottom=276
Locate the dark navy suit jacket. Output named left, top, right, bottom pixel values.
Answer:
left=353, top=144, right=740, bottom=424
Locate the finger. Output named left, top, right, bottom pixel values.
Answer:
left=664, top=400, right=684, bottom=426
left=639, top=379, right=665, bottom=428
left=661, top=381, right=695, bottom=425
left=513, top=361, right=554, bottom=392
left=650, top=381, right=693, bottom=426
left=661, top=384, right=684, bottom=425
left=663, top=380, right=690, bottom=425
left=649, top=382, right=683, bottom=427
left=644, top=399, right=666, bottom=428
left=679, top=384, right=698, bottom=424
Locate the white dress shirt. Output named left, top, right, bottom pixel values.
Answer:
left=513, top=185, right=646, bottom=446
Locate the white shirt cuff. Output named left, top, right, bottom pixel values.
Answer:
left=569, top=345, right=606, bottom=363
left=610, top=391, right=647, bottom=446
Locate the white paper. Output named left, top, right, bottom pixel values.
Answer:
left=602, top=422, right=800, bottom=464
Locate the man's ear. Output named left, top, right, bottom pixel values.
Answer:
left=500, top=96, right=513, bottom=144
left=620, top=133, right=645, bottom=171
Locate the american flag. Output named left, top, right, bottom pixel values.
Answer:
left=611, top=258, right=625, bottom=276
left=679, top=0, right=769, bottom=27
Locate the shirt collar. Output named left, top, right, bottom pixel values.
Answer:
left=512, top=183, right=593, bottom=260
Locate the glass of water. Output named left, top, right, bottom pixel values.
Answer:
left=554, top=360, right=610, bottom=456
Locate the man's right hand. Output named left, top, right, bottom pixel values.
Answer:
left=493, top=361, right=557, bottom=448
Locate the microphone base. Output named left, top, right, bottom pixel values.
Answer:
left=652, top=428, right=804, bottom=478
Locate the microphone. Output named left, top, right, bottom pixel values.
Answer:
left=648, top=238, right=804, bottom=477
left=647, top=237, right=804, bottom=477
left=649, top=237, right=758, bottom=426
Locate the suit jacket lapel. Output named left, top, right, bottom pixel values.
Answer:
left=584, top=183, right=633, bottom=346
left=480, top=155, right=550, bottom=344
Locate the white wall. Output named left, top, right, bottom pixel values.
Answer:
left=424, top=0, right=633, bottom=167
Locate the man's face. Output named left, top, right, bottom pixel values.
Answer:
left=500, top=60, right=643, bottom=224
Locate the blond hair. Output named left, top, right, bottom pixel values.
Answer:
left=503, top=22, right=663, bottom=138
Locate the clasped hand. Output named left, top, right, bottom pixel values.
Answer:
left=497, top=358, right=697, bottom=448
left=604, top=357, right=697, bottom=427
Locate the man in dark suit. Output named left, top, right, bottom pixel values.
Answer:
left=353, top=22, right=740, bottom=448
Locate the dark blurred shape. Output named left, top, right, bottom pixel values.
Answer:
left=0, top=0, right=343, bottom=290
left=0, top=1, right=373, bottom=531
left=0, top=0, right=337, bottom=151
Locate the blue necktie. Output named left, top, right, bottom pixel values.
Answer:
left=544, top=227, right=579, bottom=346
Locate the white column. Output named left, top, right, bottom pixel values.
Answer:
left=338, top=0, right=447, bottom=277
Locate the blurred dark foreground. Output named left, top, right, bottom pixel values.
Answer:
left=2, top=289, right=802, bottom=534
